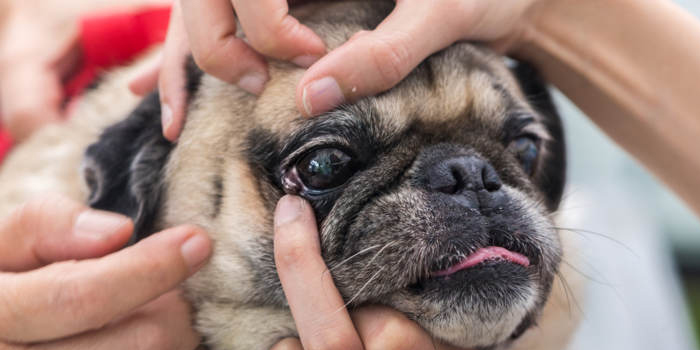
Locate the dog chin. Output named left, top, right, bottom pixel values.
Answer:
left=416, top=280, right=538, bottom=348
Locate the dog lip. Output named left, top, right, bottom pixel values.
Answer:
left=431, top=246, right=530, bottom=277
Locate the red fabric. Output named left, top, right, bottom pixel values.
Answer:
left=64, top=6, right=171, bottom=98
left=0, top=130, right=12, bottom=163
left=0, top=5, right=172, bottom=164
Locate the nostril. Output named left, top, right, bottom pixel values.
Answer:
left=434, top=168, right=461, bottom=194
left=482, top=164, right=502, bottom=192
left=426, top=155, right=502, bottom=194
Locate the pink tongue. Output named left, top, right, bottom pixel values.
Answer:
left=433, top=246, right=530, bottom=277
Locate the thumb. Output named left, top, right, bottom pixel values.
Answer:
left=0, top=194, right=133, bottom=272
left=297, top=1, right=462, bottom=116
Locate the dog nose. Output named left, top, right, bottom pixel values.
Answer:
left=427, top=155, right=502, bottom=193
left=426, top=155, right=506, bottom=213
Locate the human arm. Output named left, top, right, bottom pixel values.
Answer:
left=514, top=0, right=700, bottom=215
left=0, top=195, right=211, bottom=349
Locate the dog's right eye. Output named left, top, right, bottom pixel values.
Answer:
left=296, top=148, right=356, bottom=190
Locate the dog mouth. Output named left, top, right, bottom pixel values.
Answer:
left=431, top=246, right=530, bottom=277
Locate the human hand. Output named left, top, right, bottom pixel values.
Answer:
left=0, top=195, right=211, bottom=349
left=0, top=1, right=81, bottom=142
left=130, top=0, right=325, bottom=141
left=133, top=0, right=541, bottom=141
left=270, top=195, right=468, bottom=350
left=296, top=0, right=540, bottom=116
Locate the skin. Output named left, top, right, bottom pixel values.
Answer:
left=0, top=195, right=211, bottom=349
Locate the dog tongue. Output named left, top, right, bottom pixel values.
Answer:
left=432, top=246, right=530, bottom=277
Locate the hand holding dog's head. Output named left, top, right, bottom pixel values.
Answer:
left=83, top=2, right=566, bottom=348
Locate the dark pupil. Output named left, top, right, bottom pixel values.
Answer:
left=298, top=148, right=354, bottom=189
left=513, top=137, right=538, bottom=175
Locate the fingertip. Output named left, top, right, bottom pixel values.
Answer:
left=73, top=209, right=134, bottom=244
left=273, top=195, right=320, bottom=268
left=138, top=224, right=212, bottom=275
left=237, top=71, right=268, bottom=95
left=161, top=102, right=176, bottom=141
left=179, top=229, right=212, bottom=273
left=291, top=54, right=322, bottom=69
left=160, top=94, right=186, bottom=142
left=298, top=76, right=345, bottom=117
left=274, top=195, right=306, bottom=228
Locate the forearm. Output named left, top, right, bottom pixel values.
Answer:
left=517, top=0, right=700, bottom=214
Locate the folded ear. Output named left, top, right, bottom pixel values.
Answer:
left=509, top=60, right=567, bottom=211
left=82, top=92, right=173, bottom=243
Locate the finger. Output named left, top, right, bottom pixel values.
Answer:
left=28, top=291, right=200, bottom=350
left=297, top=1, right=463, bottom=116
left=0, top=64, right=63, bottom=141
left=232, top=0, right=326, bottom=65
left=351, top=306, right=465, bottom=350
left=274, top=196, right=363, bottom=350
left=180, top=0, right=269, bottom=94
left=270, top=337, right=303, bottom=350
left=159, top=3, right=192, bottom=141
left=0, top=194, right=133, bottom=272
left=0, top=225, right=212, bottom=343
left=128, top=57, right=161, bottom=97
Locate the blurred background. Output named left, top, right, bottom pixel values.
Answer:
left=561, top=0, right=700, bottom=348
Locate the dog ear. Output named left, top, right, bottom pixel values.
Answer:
left=82, top=92, right=173, bottom=244
left=510, top=60, right=567, bottom=211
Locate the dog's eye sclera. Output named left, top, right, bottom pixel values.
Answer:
left=510, top=136, right=539, bottom=175
left=295, top=148, right=355, bottom=190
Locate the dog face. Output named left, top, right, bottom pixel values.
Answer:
left=83, top=2, right=565, bottom=348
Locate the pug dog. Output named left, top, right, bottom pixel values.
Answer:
left=0, top=1, right=582, bottom=349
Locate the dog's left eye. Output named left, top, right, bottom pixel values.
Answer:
left=296, top=148, right=356, bottom=190
left=509, top=136, right=539, bottom=175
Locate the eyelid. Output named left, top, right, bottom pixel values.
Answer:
left=520, top=124, right=550, bottom=142
left=504, top=112, right=551, bottom=143
left=279, top=136, right=353, bottom=171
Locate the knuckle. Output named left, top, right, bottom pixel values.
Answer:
left=250, top=16, right=297, bottom=56
left=192, top=48, right=219, bottom=75
left=192, top=39, right=231, bottom=76
left=10, top=195, right=73, bottom=236
left=364, top=315, right=417, bottom=350
left=368, top=35, right=412, bottom=90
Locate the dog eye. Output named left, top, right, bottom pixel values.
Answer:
left=296, top=148, right=355, bottom=190
left=509, top=136, right=539, bottom=175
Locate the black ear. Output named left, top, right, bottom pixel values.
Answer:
left=83, top=92, right=173, bottom=243
left=510, top=60, right=567, bottom=211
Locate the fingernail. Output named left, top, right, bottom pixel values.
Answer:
left=237, top=71, right=267, bottom=95
left=74, top=210, right=131, bottom=241
left=161, top=103, right=173, bottom=131
left=302, top=76, right=344, bottom=116
left=180, top=234, right=211, bottom=271
left=291, top=55, right=320, bottom=68
left=275, top=195, right=304, bottom=227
